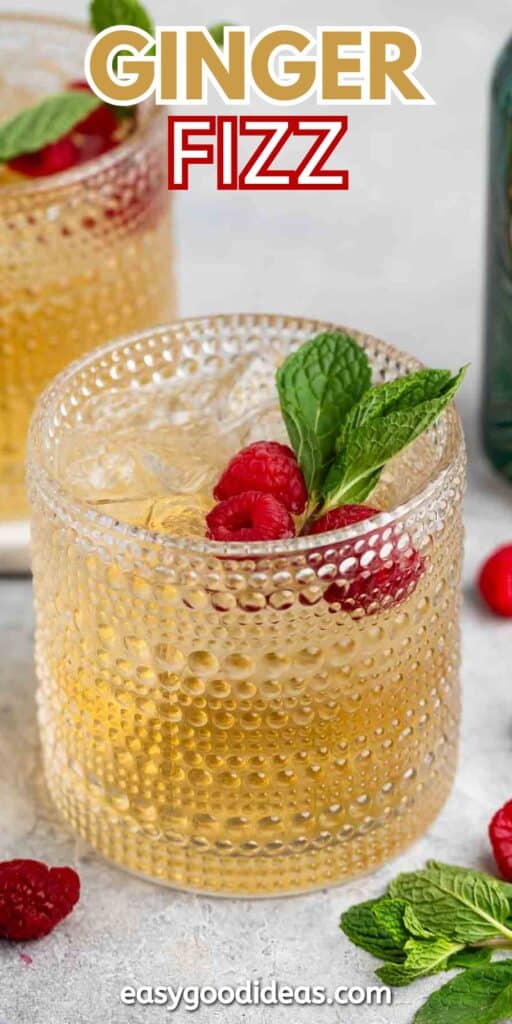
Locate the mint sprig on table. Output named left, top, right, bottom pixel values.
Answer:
left=0, top=0, right=231, bottom=164
left=340, top=861, right=512, bottom=1023
left=276, top=332, right=466, bottom=518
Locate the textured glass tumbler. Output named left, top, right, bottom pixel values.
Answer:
left=28, top=315, right=466, bottom=897
left=0, top=14, right=174, bottom=570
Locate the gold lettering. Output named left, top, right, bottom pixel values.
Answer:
left=186, top=29, right=245, bottom=101
left=252, top=30, right=314, bottom=102
left=87, top=27, right=154, bottom=104
left=322, top=31, right=362, bottom=100
left=370, top=31, right=425, bottom=101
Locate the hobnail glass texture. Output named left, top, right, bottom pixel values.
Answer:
left=0, top=14, right=174, bottom=530
left=28, top=315, right=466, bottom=896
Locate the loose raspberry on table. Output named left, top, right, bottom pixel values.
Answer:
left=213, top=441, right=307, bottom=515
left=489, top=800, right=512, bottom=880
left=206, top=491, right=295, bottom=542
left=478, top=545, right=512, bottom=617
left=0, top=859, right=80, bottom=942
left=309, top=504, right=425, bottom=613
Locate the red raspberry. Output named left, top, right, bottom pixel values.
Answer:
left=489, top=800, right=512, bottom=880
left=206, top=491, right=295, bottom=542
left=68, top=80, right=119, bottom=152
left=0, top=859, right=80, bottom=941
left=309, top=505, right=425, bottom=613
left=478, top=545, right=512, bottom=617
left=8, top=137, right=80, bottom=178
left=214, top=441, right=307, bottom=515
left=309, top=505, right=378, bottom=533
left=7, top=83, right=120, bottom=179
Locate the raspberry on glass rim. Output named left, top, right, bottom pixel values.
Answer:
left=213, top=441, right=307, bottom=514
left=6, top=81, right=127, bottom=179
left=309, top=505, right=425, bottom=613
left=206, top=491, right=295, bottom=543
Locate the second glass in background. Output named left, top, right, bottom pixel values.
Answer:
left=0, top=13, right=175, bottom=569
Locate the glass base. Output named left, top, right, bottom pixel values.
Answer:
left=0, top=520, right=31, bottom=574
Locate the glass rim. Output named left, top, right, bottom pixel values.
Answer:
left=27, top=314, right=465, bottom=561
left=0, top=12, right=164, bottom=200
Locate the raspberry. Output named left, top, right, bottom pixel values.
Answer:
left=309, top=505, right=425, bottom=613
left=0, top=860, right=80, bottom=941
left=214, top=441, right=307, bottom=514
left=206, top=491, right=295, bottom=542
left=489, top=800, right=512, bottom=880
left=478, top=545, right=512, bottom=616
left=8, top=137, right=80, bottom=178
left=7, top=83, right=120, bottom=179
left=68, top=81, right=119, bottom=154
left=309, top=505, right=378, bottom=534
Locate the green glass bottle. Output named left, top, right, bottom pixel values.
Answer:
left=483, top=38, right=512, bottom=479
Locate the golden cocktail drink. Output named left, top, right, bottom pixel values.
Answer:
left=28, top=316, right=465, bottom=895
left=0, top=15, right=174, bottom=564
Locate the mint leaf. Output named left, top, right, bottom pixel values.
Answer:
left=414, top=961, right=512, bottom=1024
left=208, top=22, right=234, bottom=47
left=90, top=0, right=155, bottom=68
left=389, top=861, right=512, bottom=945
left=373, top=898, right=410, bottom=949
left=335, top=368, right=455, bottom=451
left=448, top=947, right=493, bottom=969
left=377, top=937, right=463, bottom=987
left=0, top=92, right=101, bottom=163
left=403, top=904, right=437, bottom=940
left=321, top=366, right=467, bottom=510
left=340, top=898, right=406, bottom=963
left=276, top=331, right=371, bottom=502
left=90, top=0, right=154, bottom=34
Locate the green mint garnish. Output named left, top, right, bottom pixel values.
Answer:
left=321, top=365, right=467, bottom=510
left=447, top=947, right=493, bottom=969
left=89, top=1, right=231, bottom=55
left=340, top=897, right=408, bottom=964
left=340, top=861, right=512, bottom=1023
left=377, top=936, right=464, bottom=987
left=414, top=961, right=512, bottom=1024
left=276, top=331, right=372, bottom=506
left=389, top=861, right=512, bottom=945
left=276, top=331, right=466, bottom=520
left=0, top=92, right=101, bottom=163
left=89, top=0, right=154, bottom=35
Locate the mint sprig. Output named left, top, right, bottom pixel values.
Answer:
left=90, top=0, right=154, bottom=34
left=414, top=962, right=512, bottom=1024
left=90, top=0, right=232, bottom=52
left=377, top=937, right=465, bottom=987
left=276, top=332, right=466, bottom=520
left=389, top=861, right=512, bottom=945
left=276, top=331, right=372, bottom=505
left=340, top=861, right=512, bottom=1024
left=321, top=365, right=467, bottom=510
left=0, top=92, right=101, bottom=163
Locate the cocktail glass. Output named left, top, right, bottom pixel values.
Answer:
left=28, top=315, right=465, bottom=896
left=0, top=14, right=174, bottom=570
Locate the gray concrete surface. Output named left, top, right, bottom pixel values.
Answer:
left=1, top=1, right=512, bottom=1022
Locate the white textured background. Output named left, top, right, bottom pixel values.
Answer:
left=1, top=2, right=512, bottom=1023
